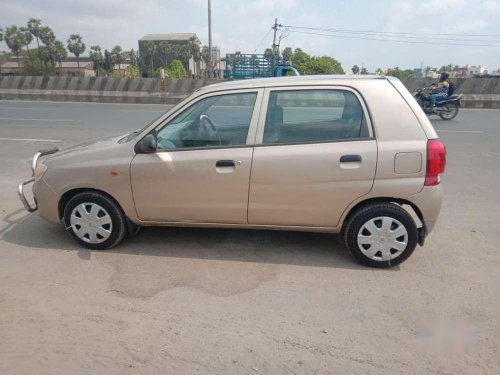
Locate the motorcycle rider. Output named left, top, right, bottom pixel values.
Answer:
left=424, top=72, right=450, bottom=109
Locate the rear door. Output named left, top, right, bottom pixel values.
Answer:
left=248, top=87, right=377, bottom=228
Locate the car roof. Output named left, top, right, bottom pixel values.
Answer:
left=198, top=75, right=389, bottom=93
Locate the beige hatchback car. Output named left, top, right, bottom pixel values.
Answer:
left=19, top=75, right=446, bottom=267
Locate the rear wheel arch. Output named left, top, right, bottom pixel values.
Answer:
left=341, top=197, right=424, bottom=233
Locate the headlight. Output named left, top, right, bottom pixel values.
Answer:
left=34, top=162, right=47, bottom=181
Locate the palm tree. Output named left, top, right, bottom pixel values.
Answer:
left=39, top=26, right=56, bottom=72
left=27, top=19, right=43, bottom=71
left=67, top=34, right=86, bottom=75
left=158, top=41, right=171, bottom=68
left=19, top=27, right=34, bottom=70
left=143, top=41, right=156, bottom=77
left=89, top=45, right=103, bottom=76
left=111, top=45, right=123, bottom=75
left=52, top=40, right=67, bottom=75
left=4, top=26, right=23, bottom=69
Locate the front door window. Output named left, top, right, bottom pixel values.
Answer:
left=156, top=92, right=257, bottom=150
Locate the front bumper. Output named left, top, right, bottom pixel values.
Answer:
left=17, top=148, right=59, bottom=212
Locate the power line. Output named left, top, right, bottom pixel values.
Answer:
left=287, top=30, right=500, bottom=48
left=282, top=24, right=500, bottom=38
left=254, top=27, right=273, bottom=52
left=284, top=25, right=500, bottom=43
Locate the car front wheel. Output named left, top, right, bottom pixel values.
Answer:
left=344, top=203, right=418, bottom=268
left=63, top=191, right=127, bottom=250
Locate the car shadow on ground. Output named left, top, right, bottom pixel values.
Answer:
left=1, top=210, right=399, bottom=271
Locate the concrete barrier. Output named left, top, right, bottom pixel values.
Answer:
left=0, top=76, right=220, bottom=104
left=1, top=76, right=499, bottom=108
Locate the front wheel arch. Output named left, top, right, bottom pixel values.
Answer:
left=59, top=188, right=124, bottom=221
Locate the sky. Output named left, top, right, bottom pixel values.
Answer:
left=1, top=0, right=500, bottom=72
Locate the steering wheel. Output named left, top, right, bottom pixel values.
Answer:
left=199, top=114, right=222, bottom=145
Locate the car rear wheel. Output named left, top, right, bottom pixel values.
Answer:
left=344, top=203, right=418, bottom=268
left=63, top=191, right=127, bottom=250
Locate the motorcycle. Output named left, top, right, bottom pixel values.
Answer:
left=413, top=88, right=463, bottom=120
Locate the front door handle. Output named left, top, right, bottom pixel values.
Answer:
left=340, top=155, right=362, bottom=163
left=216, top=160, right=235, bottom=168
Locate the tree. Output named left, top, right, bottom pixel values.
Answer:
left=290, top=49, right=343, bottom=75
left=67, top=34, right=86, bottom=75
left=384, top=67, right=414, bottom=80
left=142, top=41, right=156, bottom=77
left=102, top=49, right=114, bottom=74
left=129, top=49, right=138, bottom=67
left=52, top=40, right=67, bottom=74
left=89, top=45, right=103, bottom=76
left=167, top=59, right=187, bottom=78
left=39, top=26, right=56, bottom=71
left=305, top=56, right=344, bottom=75
left=19, top=27, right=34, bottom=69
left=124, top=65, right=140, bottom=78
left=111, top=45, right=123, bottom=75
left=291, top=48, right=310, bottom=73
left=282, top=47, right=293, bottom=64
left=187, top=36, right=201, bottom=64
left=4, top=26, right=23, bottom=68
left=360, top=67, right=368, bottom=75
left=27, top=18, right=43, bottom=72
left=375, top=67, right=383, bottom=75
left=352, top=64, right=360, bottom=74
left=157, top=41, right=172, bottom=68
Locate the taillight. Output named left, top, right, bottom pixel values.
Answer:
left=425, top=139, right=446, bottom=186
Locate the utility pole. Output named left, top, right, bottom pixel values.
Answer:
left=208, top=0, right=212, bottom=78
left=272, top=18, right=278, bottom=53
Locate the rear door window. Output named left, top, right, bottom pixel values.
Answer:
left=263, top=89, right=370, bottom=144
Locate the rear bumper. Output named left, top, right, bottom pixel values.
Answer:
left=408, top=184, right=443, bottom=234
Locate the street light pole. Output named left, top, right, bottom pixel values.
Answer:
left=208, top=0, right=212, bottom=78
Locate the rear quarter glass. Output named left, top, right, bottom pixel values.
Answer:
left=387, top=78, right=438, bottom=140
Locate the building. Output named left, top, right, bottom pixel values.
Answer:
left=0, top=61, right=23, bottom=76
left=138, top=33, right=202, bottom=77
left=200, top=45, right=224, bottom=77
left=468, top=65, right=486, bottom=76
left=490, top=69, right=500, bottom=77
left=56, top=61, right=94, bottom=77
left=0, top=58, right=94, bottom=76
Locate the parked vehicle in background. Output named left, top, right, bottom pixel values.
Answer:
left=18, top=75, right=445, bottom=268
left=224, top=53, right=299, bottom=79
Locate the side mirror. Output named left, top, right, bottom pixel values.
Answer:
left=134, top=133, right=157, bottom=154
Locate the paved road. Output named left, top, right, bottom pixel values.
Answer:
left=0, top=100, right=499, bottom=374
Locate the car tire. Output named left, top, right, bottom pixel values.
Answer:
left=63, top=191, right=127, bottom=250
left=344, top=203, right=418, bottom=268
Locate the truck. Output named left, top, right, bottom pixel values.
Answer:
left=223, top=53, right=300, bottom=79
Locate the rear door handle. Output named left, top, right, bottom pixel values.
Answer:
left=216, top=160, right=235, bottom=168
left=340, top=155, right=362, bottom=163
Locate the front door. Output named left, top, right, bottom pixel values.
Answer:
left=248, top=87, right=377, bottom=228
left=131, top=90, right=261, bottom=223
